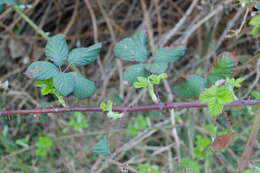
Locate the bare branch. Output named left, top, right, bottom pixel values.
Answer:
left=0, top=100, right=259, bottom=116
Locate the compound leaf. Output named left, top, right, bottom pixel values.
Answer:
left=114, top=30, right=148, bottom=62
left=71, top=72, right=96, bottom=99
left=208, top=99, right=223, bottom=117
left=91, top=136, right=110, bottom=156
left=53, top=72, right=74, bottom=96
left=45, top=34, right=69, bottom=66
left=154, top=46, right=186, bottom=63
left=123, top=64, right=149, bottom=84
left=199, top=86, right=235, bottom=116
left=25, top=61, right=59, bottom=80
left=144, top=63, right=168, bottom=73
left=172, top=75, right=206, bottom=98
left=208, top=55, right=234, bottom=84
left=68, top=43, right=102, bottom=66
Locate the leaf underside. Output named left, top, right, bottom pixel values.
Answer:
left=68, top=43, right=102, bottom=66
left=91, top=136, right=110, bottom=156
left=25, top=61, right=59, bottom=80
left=113, top=30, right=149, bottom=62
left=71, top=72, right=96, bottom=99
left=45, top=34, right=69, bottom=66
left=123, top=64, right=149, bottom=84
left=53, top=72, right=74, bottom=96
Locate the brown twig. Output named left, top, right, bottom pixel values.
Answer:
left=0, top=100, right=259, bottom=116
left=237, top=110, right=260, bottom=172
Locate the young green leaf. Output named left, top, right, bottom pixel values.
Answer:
left=25, top=61, right=59, bottom=80
left=133, top=77, right=149, bottom=89
left=199, top=86, right=235, bottom=116
left=91, top=136, right=110, bottom=156
left=45, top=34, right=69, bottom=66
left=35, top=136, right=53, bottom=157
left=53, top=72, right=74, bottom=96
left=69, top=112, right=88, bottom=131
left=123, top=64, right=149, bottom=84
left=251, top=91, right=260, bottom=99
left=68, top=43, right=102, bottom=66
left=36, top=136, right=53, bottom=149
left=127, top=115, right=149, bottom=135
left=138, top=163, right=159, bottom=173
left=148, top=73, right=168, bottom=84
left=144, top=63, right=168, bottom=73
left=107, top=111, right=123, bottom=119
left=172, top=75, right=206, bottom=98
left=114, top=30, right=148, bottom=62
left=154, top=46, right=186, bottom=63
left=100, top=100, right=113, bottom=112
left=71, top=72, right=96, bottom=99
left=33, top=79, right=53, bottom=88
left=249, top=16, right=260, bottom=36
left=207, top=55, right=234, bottom=84
left=180, top=158, right=201, bottom=173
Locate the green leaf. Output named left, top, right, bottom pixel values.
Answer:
left=36, top=148, right=47, bottom=157
left=154, top=46, right=186, bottom=63
left=134, top=115, right=148, bottom=129
left=148, top=110, right=161, bottom=120
left=36, top=136, right=53, bottom=148
left=107, top=111, right=123, bottom=119
left=133, top=77, right=149, bottom=88
left=127, top=115, right=149, bottom=135
left=208, top=55, right=234, bottom=84
left=68, top=43, right=102, bottom=66
left=33, top=79, right=53, bottom=88
left=249, top=16, right=260, bottom=26
left=244, top=169, right=260, bottom=173
left=15, top=137, right=29, bottom=148
left=123, top=64, right=149, bottom=84
left=91, top=136, right=110, bottom=156
left=138, top=163, right=159, bottom=173
left=114, top=30, right=148, bottom=62
left=225, top=78, right=244, bottom=88
left=100, top=103, right=107, bottom=112
left=100, top=100, right=113, bottom=112
left=112, top=93, right=123, bottom=105
left=148, top=73, right=168, bottom=84
left=249, top=16, right=260, bottom=36
left=172, top=75, right=206, bottom=98
left=127, top=124, right=138, bottom=135
left=199, top=86, right=235, bottom=116
left=45, top=34, right=69, bottom=66
left=25, top=61, right=59, bottom=80
left=208, top=99, right=223, bottom=116
left=53, top=72, right=74, bottom=96
left=251, top=91, right=260, bottom=99
left=180, top=158, right=201, bottom=173
left=71, top=72, right=96, bottom=99
left=144, top=63, right=168, bottom=73
left=41, top=87, right=53, bottom=95
left=69, top=112, right=88, bottom=131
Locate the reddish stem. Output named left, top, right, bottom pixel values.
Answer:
left=0, top=100, right=259, bottom=117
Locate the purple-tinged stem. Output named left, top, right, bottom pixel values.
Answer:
left=0, top=100, right=260, bottom=117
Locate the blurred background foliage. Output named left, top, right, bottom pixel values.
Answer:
left=0, top=0, right=260, bottom=172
